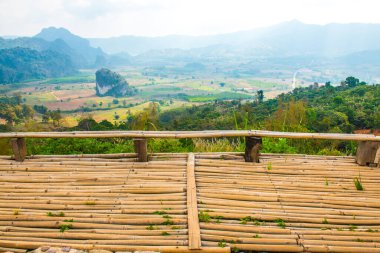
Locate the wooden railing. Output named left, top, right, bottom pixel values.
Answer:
left=0, top=130, right=379, bottom=165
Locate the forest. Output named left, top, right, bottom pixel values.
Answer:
left=0, top=76, right=378, bottom=156
left=0, top=47, right=77, bottom=83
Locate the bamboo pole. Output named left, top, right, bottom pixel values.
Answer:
left=186, top=153, right=201, bottom=249
left=0, top=130, right=379, bottom=141
left=0, top=241, right=230, bottom=253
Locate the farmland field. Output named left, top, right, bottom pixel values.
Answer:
left=1, top=67, right=300, bottom=126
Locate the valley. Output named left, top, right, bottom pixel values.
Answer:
left=1, top=68, right=295, bottom=126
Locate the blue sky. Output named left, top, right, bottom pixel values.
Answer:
left=1, top=0, right=380, bottom=37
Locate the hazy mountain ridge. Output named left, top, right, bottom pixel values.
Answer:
left=35, top=27, right=106, bottom=67
left=1, top=21, right=380, bottom=83
left=89, top=20, right=380, bottom=57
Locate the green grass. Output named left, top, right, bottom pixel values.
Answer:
left=354, top=176, right=364, bottom=191
left=199, top=210, right=211, bottom=223
left=188, top=92, right=252, bottom=102
left=146, top=225, right=158, bottom=230
left=240, top=216, right=253, bottom=224
left=218, top=240, right=227, bottom=248
left=47, top=211, right=65, bottom=217
left=59, top=223, right=72, bottom=232
left=41, top=75, right=95, bottom=84
left=275, top=218, right=286, bottom=228
left=349, top=224, right=358, bottom=231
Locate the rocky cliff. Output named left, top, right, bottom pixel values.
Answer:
left=95, top=68, right=136, bottom=97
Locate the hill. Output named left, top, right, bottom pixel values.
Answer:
left=0, top=36, right=87, bottom=68
left=0, top=47, right=77, bottom=84
left=35, top=27, right=106, bottom=67
left=159, top=77, right=380, bottom=134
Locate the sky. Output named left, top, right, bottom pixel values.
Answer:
left=1, top=0, right=380, bottom=38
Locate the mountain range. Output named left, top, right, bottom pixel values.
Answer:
left=89, top=20, right=380, bottom=57
left=1, top=20, right=380, bottom=83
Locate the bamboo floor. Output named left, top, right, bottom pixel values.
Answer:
left=0, top=153, right=380, bottom=253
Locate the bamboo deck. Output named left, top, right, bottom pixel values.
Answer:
left=0, top=153, right=380, bottom=253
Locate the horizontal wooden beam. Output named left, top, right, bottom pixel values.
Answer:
left=0, top=130, right=379, bottom=141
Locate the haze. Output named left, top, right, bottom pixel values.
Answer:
left=1, top=0, right=380, bottom=38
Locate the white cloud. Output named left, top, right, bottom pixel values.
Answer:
left=0, top=0, right=380, bottom=37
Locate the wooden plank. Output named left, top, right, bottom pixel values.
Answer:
left=244, top=137, right=262, bottom=162
left=186, top=153, right=201, bottom=250
left=134, top=138, right=148, bottom=162
left=0, top=130, right=380, bottom=141
left=10, top=138, right=27, bottom=162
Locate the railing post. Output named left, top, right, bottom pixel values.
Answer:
left=11, top=138, right=27, bottom=162
left=245, top=136, right=262, bottom=163
left=134, top=138, right=148, bottom=162
left=356, top=141, right=380, bottom=166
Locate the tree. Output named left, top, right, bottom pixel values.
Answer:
left=50, top=110, right=62, bottom=126
left=257, top=90, right=264, bottom=103
left=265, top=99, right=308, bottom=132
left=131, top=102, right=159, bottom=130
left=374, top=106, right=380, bottom=129
left=345, top=76, right=360, bottom=87
left=33, top=105, right=48, bottom=114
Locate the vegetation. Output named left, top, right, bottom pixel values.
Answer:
left=59, top=223, right=72, bottom=232
left=0, top=76, right=379, bottom=157
left=354, top=176, right=364, bottom=191
left=217, top=240, right=227, bottom=248
left=0, top=47, right=76, bottom=84
left=199, top=210, right=212, bottom=223
left=0, top=95, right=34, bottom=124
left=47, top=211, right=65, bottom=217
left=275, top=218, right=286, bottom=228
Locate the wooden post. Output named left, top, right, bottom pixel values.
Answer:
left=245, top=136, right=262, bottom=163
left=133, top=138, right=148, bottom=162
left=10, top=138, right=27, bottom=162
left=356, top=141, right=380, bottom=166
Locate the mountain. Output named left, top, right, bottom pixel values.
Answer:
left=0, top=36, right=86, bottom=67
left=0, top=47, right=77, bottom=84
left=89, top=20, right=380, bottom=57
left=338, top=49, right=380, bottom=66
left=35, top=27, right=107, bottom=67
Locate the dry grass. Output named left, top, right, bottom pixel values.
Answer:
left=193, top=138, right=242, bottom=152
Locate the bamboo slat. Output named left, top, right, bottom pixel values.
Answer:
left=186, top=153, right=201, bottom=249
left=1, top=153, right=380, bottom=252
